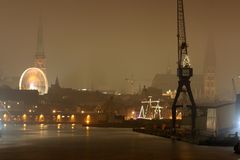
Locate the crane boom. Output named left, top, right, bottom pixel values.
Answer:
left=177, top=0, right=188, bottom=68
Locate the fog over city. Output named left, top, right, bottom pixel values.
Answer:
left=0, top=0, right=239, bottom=98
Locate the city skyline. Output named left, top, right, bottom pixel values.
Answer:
left=0, top=0, right=239, bottom=98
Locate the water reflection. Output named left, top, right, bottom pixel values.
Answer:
left=86, top=126, right=90, bottom=137
left=2, top=124, right=90, bottom=138
left=71, top=123, right=75, bottom=129
left=0, top=125, right=236, bottom=160
left=23, top=123, right=27, bottom=131
left=40, top=123, right=44, bottom=130
left=57, top=123, right=61, bottom=130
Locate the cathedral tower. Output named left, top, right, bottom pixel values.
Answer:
left=34, top=18, right=46, bottom=73
left=203, top=36, right=216, bottom=102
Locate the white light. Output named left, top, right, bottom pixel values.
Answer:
left=40, top=123, right=44, bottom=129
left=29, top=83, right=37, bottom=90
left=183, top=54, right=191, bottom=68
left=23, top=123, right=27, bottom=130
left=57, top=123, right=61, bottom=129
left=238, top=120, right=240, bottom=128
left=71, top=123, right=75, bottom=129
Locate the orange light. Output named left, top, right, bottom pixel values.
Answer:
left=70, top=114, right=75, bottom=122
left=85, top=115, right=91, bottom=125
left=56, top=114, right=61, bottom=122
left=3, top=114, right=7, bottom=122
left=39, top=114, right=44, bottom=122
left=176, top=112, right=182, bottom=120
left=22, top=114, right=27, bottom=122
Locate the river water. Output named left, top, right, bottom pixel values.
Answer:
left=0, top=124, right=238, bottom=160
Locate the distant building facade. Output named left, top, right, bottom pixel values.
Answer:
left=151, top=73, right=204, bottom=101
left=203, top=38, right=216, bottom=102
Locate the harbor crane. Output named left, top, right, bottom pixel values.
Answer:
left=172, top=0, right=197, bottom=134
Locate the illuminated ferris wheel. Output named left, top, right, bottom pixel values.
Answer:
left=19, top=67, right=48, bottom=95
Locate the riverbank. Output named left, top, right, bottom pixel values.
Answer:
left=133, top=127, right=239, bottom=146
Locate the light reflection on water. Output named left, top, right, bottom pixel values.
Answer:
left=57, top=123, right=61, bottom=130
left=23, top=123, right=26, bottom=131
left=0, top=124, right=85, bottom=138
left=40, top=123, right=44, bottom=130
left=85, top=126, right=90, bottom=136
left=71, top=123, right=75, bottom=129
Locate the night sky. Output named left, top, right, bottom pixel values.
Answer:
left=0, top=0, right=240, bottom=98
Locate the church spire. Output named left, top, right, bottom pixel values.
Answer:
left=55, top=76, right=60, bottom=88
left=36, top=17, right=45, bottom=58
left=34, top=17, right=46, bottom=73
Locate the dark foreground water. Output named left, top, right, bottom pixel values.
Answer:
left=0, top=124, right=238, bottom=160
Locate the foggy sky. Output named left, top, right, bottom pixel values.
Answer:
left=0, top=0, right=240, bottom=98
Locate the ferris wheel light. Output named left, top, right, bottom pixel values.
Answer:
left=29, top=83, right=37, bottom=90
left=19, top=67, right=48, bottom=95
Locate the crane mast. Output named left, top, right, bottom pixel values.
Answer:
left=172, top=0, right=196, bottom=135
left=177, top=0, right=188, bottom=68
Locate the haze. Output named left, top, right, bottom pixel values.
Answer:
left=0, top=0, right=239, bottom=99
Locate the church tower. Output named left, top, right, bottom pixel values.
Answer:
left=34, top=18, right=46, bottom=73
left=203, top=37, right=216, bottom=102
